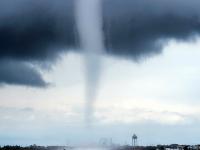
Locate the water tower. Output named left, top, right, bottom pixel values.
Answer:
left=132, top=134, right=138, bottom=150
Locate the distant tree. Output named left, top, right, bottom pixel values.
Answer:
left=183, top=146, right=189, bottom=150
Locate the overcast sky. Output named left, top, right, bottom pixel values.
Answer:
left=1, top=39, right=200, bottom=146
left=1, top=0, right=200, bottom=146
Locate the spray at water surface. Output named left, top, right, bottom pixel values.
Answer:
left=75, top=0, right=105, bottom=124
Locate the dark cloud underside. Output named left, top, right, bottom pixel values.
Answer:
left=0, top=60, right=47, bottom=87
left=0, top=0, right=200, bottom=86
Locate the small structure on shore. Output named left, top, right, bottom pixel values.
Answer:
left=132, top=134, right=138, bottom=150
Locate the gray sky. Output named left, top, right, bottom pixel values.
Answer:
left=1, top=39, right=200, bottom=145
left=1, top=0, right=200, bottom=146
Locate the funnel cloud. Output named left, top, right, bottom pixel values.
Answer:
left=75, top=0, right=104, bottom=123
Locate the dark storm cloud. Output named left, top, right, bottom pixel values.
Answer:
left=1, top=0, right=199, bottom=61
left=0, top=0, right=76, bottom=61
left=0, top=60, right=47, bottom=87
left=103, top=0, right=200, bottom=59
left=0, top=0, right=74, bottom=87
left=0, top=0, right=200, bottom=86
